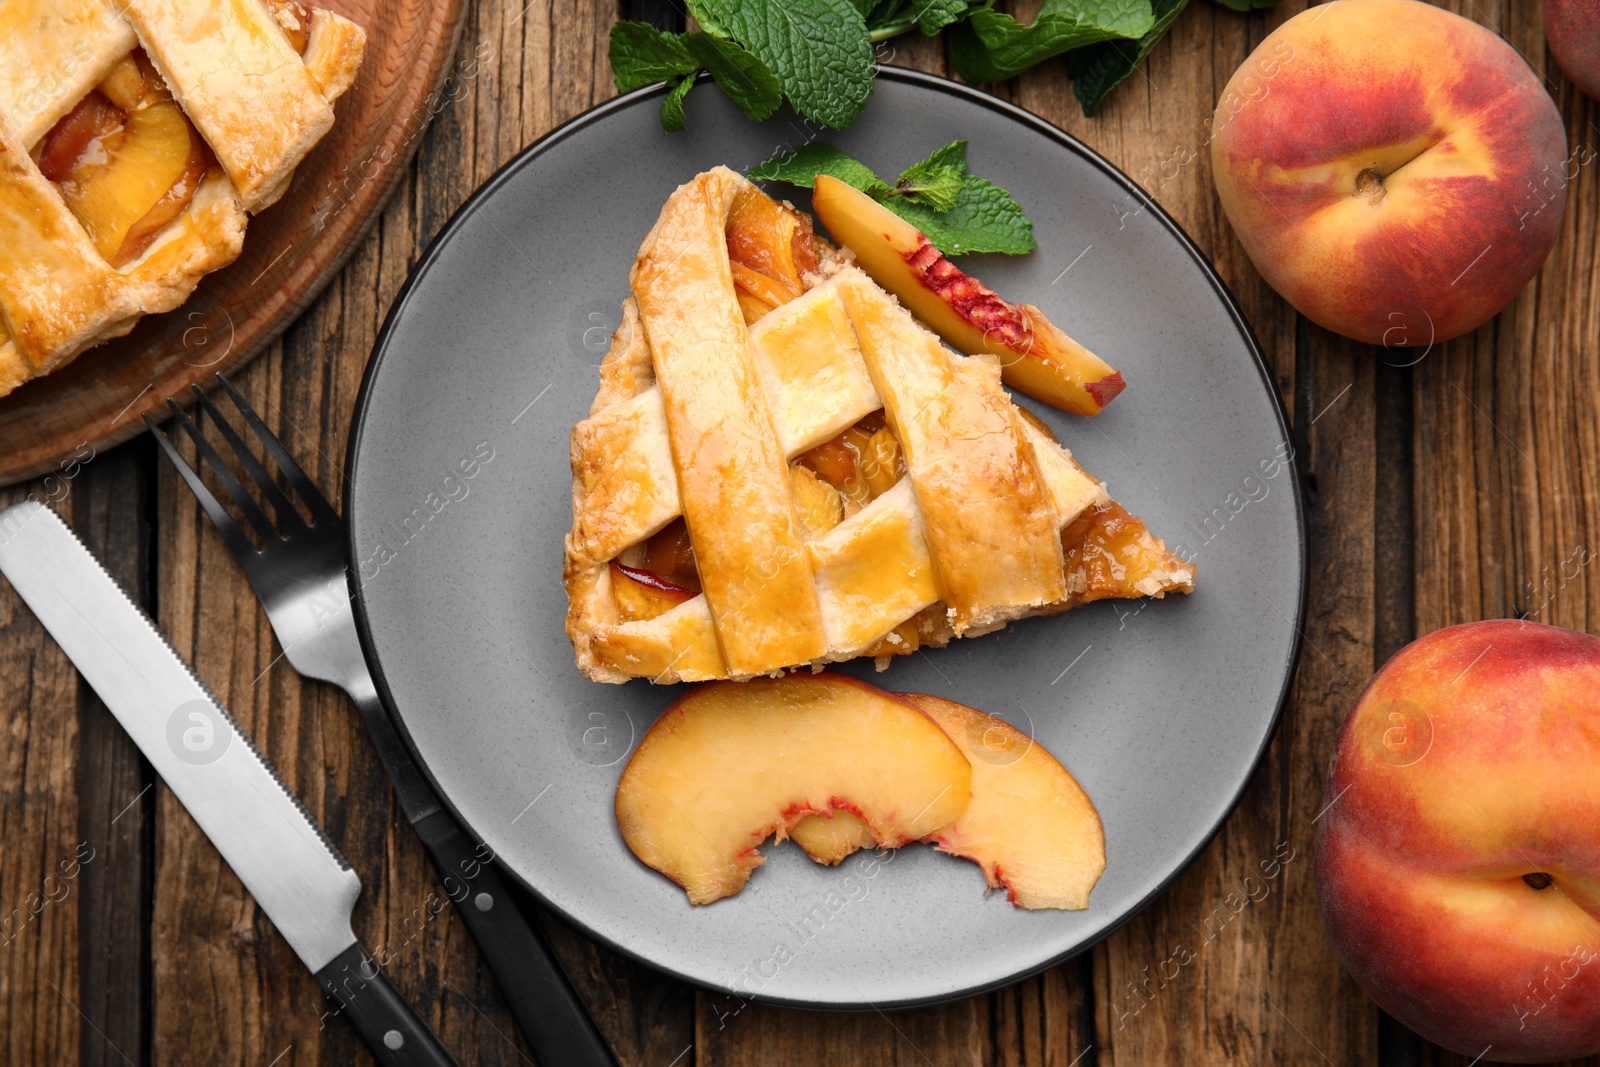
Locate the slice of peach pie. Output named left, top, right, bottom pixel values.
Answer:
left=0, top=0, right=366, bottom=397
left=564, top=167, right=1194, bottom=683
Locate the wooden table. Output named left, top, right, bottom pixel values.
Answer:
left=3, top=0, right=1597, bottom=1063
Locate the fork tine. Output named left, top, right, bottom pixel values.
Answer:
left=144, top=413, right=261, bottom=567
left=188, top=384, right=306, bottom=536
left=214, top=373, right=342, bottom=527
left=163, top=398, right=281, bottom=548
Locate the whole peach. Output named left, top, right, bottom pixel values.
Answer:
left=1546, top=0, right=1600, bottom=99
left=1317, top=620, right=1600, bottom=1061
left=1212, top=0, right=1568, bottom=347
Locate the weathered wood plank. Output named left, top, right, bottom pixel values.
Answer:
left=698, top=998, right=984, bottom=1067
left=0, top=479, right=85, bottom=1066
left=72, top=440, right=155, bottom=1067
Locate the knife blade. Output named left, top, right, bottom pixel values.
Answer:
left=0, top=500, right=459, bottom=1067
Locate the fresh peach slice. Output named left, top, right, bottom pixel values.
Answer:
left=791, top=693, right=1106, bottom=909
left=787, top=808, right=878, bottom=865
left=610, top=561, right=697, bottom=623
left=614, top=674, right=972, bottom=904
left=909, top=693, right=1104, bottom=909
left=811, top=175, right=1124, bottom=416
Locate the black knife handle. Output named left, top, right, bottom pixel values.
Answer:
left=413, top=808, right=622, bottom=1067
left=315, top=943, right=460, bottom=1067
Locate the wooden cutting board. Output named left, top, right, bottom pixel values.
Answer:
left=0, top=0, right=469, bottom=488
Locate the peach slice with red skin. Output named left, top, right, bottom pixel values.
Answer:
left=791, top=693, right=1106, bottom=910
left=811, top=174, right=1124, bottom=417
left=614, top=674, right=971, bottom=905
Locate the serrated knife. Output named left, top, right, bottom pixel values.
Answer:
left=0, top=500, right=459, bottom=1067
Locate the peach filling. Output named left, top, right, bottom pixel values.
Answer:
left=267, top=0, right=315, bottom=54
left=1010, top=405, right=1180, bottom=599
left=1060, top=503, right=1168, bottom=601
left=611, top=519, right=701, bottom=622
left=36, top=50, right=214, bottom=268
left=725, top=185, right=822, bottom=324
left=796, top=410, right=905, bottom=523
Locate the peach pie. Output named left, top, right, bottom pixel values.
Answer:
left=0, top=0, right=366, bottom=398
left=564, top=167, right=1194, bottom=683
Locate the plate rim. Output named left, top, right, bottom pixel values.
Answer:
left=344, top=66, right=1309, bottom=1010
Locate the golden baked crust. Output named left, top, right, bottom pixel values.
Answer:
left=302, top=9, right=368, bottom=102
left=124, top=0, right=331, bottom=212
left=630, top=168, right=829, bottom=677
left=564, top=167, right=1195, bottom=683
left=837, top=273, right=1066, bottom=631
left=0, top=0, right=366, bottom=399
left=0, top=0, right=137, bottom=148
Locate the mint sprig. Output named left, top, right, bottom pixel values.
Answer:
left=611, top=0, right=1278, bottom=131
left=751, top=140, right=1036, bottom=257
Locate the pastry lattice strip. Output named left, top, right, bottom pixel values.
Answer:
left=0, top=0, right=365, bottom=395
left=564, top=168, right=1193, bottom=683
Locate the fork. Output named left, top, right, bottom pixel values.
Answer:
left=147, top=374, right=620, bottom=1067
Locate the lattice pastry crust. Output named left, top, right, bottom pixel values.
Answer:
left=0, top=0, right=366, bottom=398
left=564, top=167, right=1195, bottom=684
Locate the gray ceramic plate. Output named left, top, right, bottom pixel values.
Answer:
left=346, top=69, right=1305, bottom=1010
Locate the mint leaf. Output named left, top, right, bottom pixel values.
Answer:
left=688, top=0, right=875, bottom=128
left=610, top=21, right=697, bottom=92
left=892, top=140, right=969, bottom=212
left=685, top=2, right=731, bottom=37
left=910, top=140, right=967, bottom=173
left=861, top=0, right=970, bottom=37
left=885, top=176, right=1036, bottom=256
left=754, top=142, right=1035, bottom=256
left=893, top=165, right=964, bottom=211
left=660, top=73, right=696, bottom=132
left=684, top=34, right=782, bottom=121
left=947, top=0, right=1155, bottom=83
left=916, top=0, right=972, bottom=34
left=863, top=0, right=917, bottom=32
left=1069, top=0, right=1188, bottom=115
left=750, top=142, right=892, bottom=197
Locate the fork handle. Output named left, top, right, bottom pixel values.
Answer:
left=412, top=809, right=622, bottom=1067
left=315, top=942, right=461, bottom=1067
